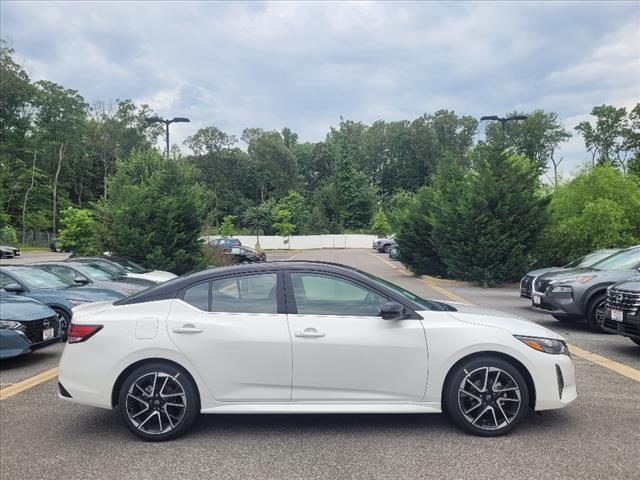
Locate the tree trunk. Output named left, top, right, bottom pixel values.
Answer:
left=22, top=149, right=37, bottom=244
left=52, top=143, right=65, bottom=236
left=103, top=158, right=108, bottom=200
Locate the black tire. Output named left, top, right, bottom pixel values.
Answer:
left=118, top=361, right=199, bottom=441
left=552, top=314, right=573, bottom=322
left=52, top=308, right=70, bottom=341
left=585, top=294, right=606, bottom=332
left=444, top=355, right=530, bottom=437
left=630, top=337, right=640, bottom=346
left=382, top=244, right=390, bottom=253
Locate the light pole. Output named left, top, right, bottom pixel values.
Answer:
left=480, top=115, right=528, bottom=130
left=145, top=115, right=190, bottom=157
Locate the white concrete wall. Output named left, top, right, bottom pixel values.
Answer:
left=203, top=234, right=377, bottom=250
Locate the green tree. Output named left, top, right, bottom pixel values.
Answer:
left=370, top=208, right=391, bottom=237
left=184, top=126, right=237, bottom=155
left=273, top=209, right=295, bottom=238
left=219, top=215, right=236, bottom=237
left=56, top=207, right=98, bottom=255
left=575, top=105, right=628, bottom=167
left=99, top=150, right=205, bottom=274
left=536, top=165, right=640, bottom=265
left=431, top=145, right=546, bottom=284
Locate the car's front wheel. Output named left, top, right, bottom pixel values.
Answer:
left=444, top=355, right=530, bottom=437
left=118, top=361, right=200, bottom=441
left=52, top=308, right=70, bottom=341
left=586, top=294, right=606, bottom=332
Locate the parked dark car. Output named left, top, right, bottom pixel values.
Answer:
left=67, top=257, right=161, bottom=286
left=388, top=246, right=401, bottom=260
left=533, top=246, right=640, bottom=330
left=225, top=246, right=266, bottom=264
left=33, top=262, right=153, bottom=296
left=49, top=238, right=74, bottom=253
left=0, top=266, right=124, bottom=339
left=208, top=237, right=242, bottom=249
left=520, top=248, right=620, bottom=299
left=602, top=280, right=640, bottom=346
left=1, top=245, right=20, bottom=258
left=0, top=295, right=61, bottom=360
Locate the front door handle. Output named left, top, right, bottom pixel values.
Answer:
left=295, top=328, right=325, bottom=338
left=173, top=324, right=203, bottom=334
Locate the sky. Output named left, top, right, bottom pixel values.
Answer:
left=2, top=1, right=639, bottom=174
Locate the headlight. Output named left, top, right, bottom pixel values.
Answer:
left=515, top=335, right=569, bottom=355
left=68, top=299, right=88, bottom=306
left=0, top=320, right=22, bottom=330
left=551, top=285, right=573, bottom=293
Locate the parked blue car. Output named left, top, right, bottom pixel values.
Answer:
left=0, top=296, right=61, bottom=360
left=0, top=266, right=124, bottom=339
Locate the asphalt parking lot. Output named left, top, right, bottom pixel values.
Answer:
left=1, top=249, right=639, bottom=480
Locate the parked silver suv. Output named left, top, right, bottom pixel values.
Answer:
left=533, top=246, right=640, bottom=330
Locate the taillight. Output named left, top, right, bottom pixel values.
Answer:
left=67, top=324, right=103, bottom=344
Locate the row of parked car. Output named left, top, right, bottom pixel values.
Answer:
left=0, top=256, right=176, bottom=360
left=373, top=235, right=401, bottom=260
left=520, top=245, right=640, bottom=346
left=206, top=237, right=267, bottom=263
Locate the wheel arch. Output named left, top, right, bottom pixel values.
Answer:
left=111, top=357, right=201, bottom=408
left=440, top=351, right=536, bottom=410
left=580, top=284, right=612, bottom=314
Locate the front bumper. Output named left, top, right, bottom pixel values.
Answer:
left=602, top=309, right=640, bottom=340
left=0, top=330, right=60, bottom=359
left=533, top=352, right=577, bottom=411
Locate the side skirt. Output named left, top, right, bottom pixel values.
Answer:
left=201, top=402, right=442, bottom=414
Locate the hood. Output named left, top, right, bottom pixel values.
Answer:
left=445, top=304, right=564, bottom=340
left=525, top=267, right=564, bottom=277
left=0, top=295, right=56, bottom=321
left=93, top=281, right=148, bottom=295
left=611, top=279, right=640, bottom=291
left=546, top=268, right=640, bottom=285
left=62, top=286, right=125, bottom=302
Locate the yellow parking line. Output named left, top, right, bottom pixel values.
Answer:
left=0, top=367, right=59, bottom=400
left=568, top=345, right=640, bottom=383
left=367, top=252, right=472, bottom=305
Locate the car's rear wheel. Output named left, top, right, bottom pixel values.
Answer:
left=382, top=244, right=390, bottom=253
left=444, top=356, right=530, bottom=437
left=118, top=361, right=199, bottom=441
left=586, top=294, right=606, bottom=332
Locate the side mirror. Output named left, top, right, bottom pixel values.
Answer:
left=3, top=283, right=25, bottom=293
left=380, top=301, right=404, bottom=320
left=74, top=276, right=90, bottom=285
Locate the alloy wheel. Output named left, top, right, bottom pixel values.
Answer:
left=457, top=366, right=521, bottom=431
left=125, top=372, right=187, bottom=435
left=595, top=300, right=606, bottom=326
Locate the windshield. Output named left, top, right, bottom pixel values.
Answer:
left=74, top=264, right=119, bottom=281
left=590, top=248, right=640, bottom=271
left=111, top=257, right=149, bottom=273
left=358, top=270, right=439, bottom=310
left=88, top=260, right=126, bottom=277
left=565, top=250, right=617, bottom=268
left=6, top=267, right=72, bottom=289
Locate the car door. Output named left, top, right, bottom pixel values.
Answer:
left=166, top=271, right=292, bottom=402
left=286, top=271, right=428, bottom=402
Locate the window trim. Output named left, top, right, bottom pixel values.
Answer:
left=284, top=269, right=420, bottom=319
left=178, top=270, right=285, bottom=314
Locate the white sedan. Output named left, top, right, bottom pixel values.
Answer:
left=59, top=261, right=576, bottom=441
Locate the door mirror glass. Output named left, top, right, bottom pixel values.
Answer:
left=3, top=283, right=25, bottom=293
left=380, top=301, right=404, bottom=320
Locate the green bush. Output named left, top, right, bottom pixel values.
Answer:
left=98, top=150, right=206, bottom=275
left=370, top=208, right=391, bottom=237
left=57, top=207, right=99, bottom=255
left=0, top=225, right=18, bottom=245
left=536, top=165, right=640, bottom=265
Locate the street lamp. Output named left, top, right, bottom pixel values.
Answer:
left=480, top=115, right=528, bottom=130
left=145, top=115, right=190, bottom=157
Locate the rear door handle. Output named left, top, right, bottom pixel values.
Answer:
left=173, top=324, right=203, bottom=334
left=295, top=328, right=325, bottom=338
